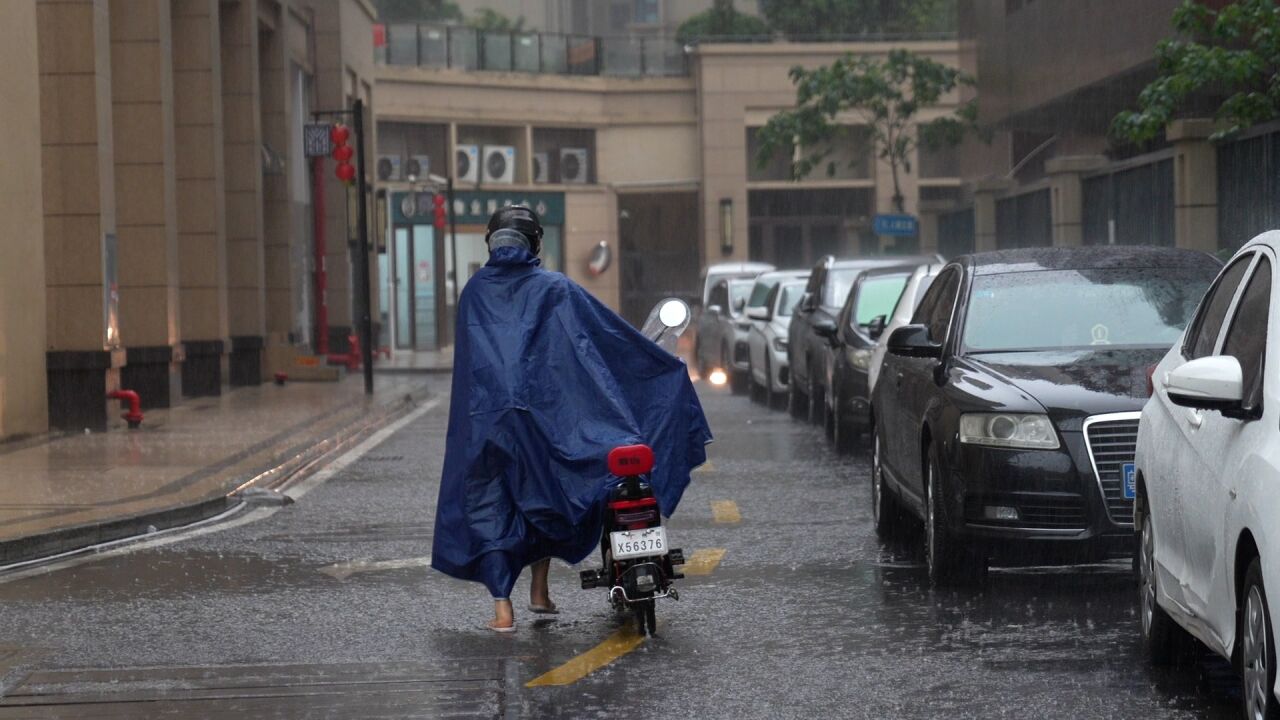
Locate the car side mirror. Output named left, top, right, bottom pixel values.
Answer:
left=706, top=304, right=723, bottom=317
left=746, top=306, right=770, bottom=322
left=1165, top=355, right=1248, bottom=417
left=813, top=317, right=838, bottom=343
left=733, top=298, right=746, bottom=314
left=867, top=315, right=888, bottom=340
left=887, top=324, right=941, bottom=359
left=799, top=292, right=815, bottom=312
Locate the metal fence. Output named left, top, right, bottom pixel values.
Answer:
left=1218, top=126, right=1280, bottom=252
left=1082, top=155, right=1174, bottom=247
left=995, top=188, right=1051, bottom=249
left=378, top=24, right=689, bottom=77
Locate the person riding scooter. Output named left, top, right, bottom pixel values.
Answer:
left=430, top=205, right=712, bottom=632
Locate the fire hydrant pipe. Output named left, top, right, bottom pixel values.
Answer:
left=107, top=390, right=144, bottom=429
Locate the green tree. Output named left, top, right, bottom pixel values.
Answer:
left=755, top=49, right=980, bottom=212
left=468, top=8, right=526, bottom=32
left=373, top=0, right=463, bottom=23
left=1114, top=0, right=1280, bottom=143
left=676, top=0, right=771, bottom=44
left=759, top=0, right=955, bottom=38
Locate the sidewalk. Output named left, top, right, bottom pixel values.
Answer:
left=374, top=348, right=453, bottom=375
left=0, top=374, right=434, bottom=566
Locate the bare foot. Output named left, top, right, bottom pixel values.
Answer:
left=490, top=599, right=515, bottom=631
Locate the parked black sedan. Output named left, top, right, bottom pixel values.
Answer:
left=789, top=254, right=936, bottom=424
left=870, top=247, right=1220, bottom=585
left=826, top=265, right=919, bottom=453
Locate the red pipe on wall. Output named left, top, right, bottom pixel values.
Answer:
left=312, top=155, right=329, bottom=355
left=107, top=390, right=144, bottom=429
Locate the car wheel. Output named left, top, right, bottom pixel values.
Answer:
left=1242, top=559, right=1280, bottom=720
left=1139, top=508, right=1189, bottom=666
left=765, top=355, right=781, bottom=410
left=925, top=446, right=984, bottom=587
left=807, top=372, right=824, bottom=426
left=788, top=373, right=807, bottom=419
left=871, top=424, right=900, bottom=539
left=833, top=389, right=858, bottom=455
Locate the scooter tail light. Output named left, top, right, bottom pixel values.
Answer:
left=609, top=497, right=658, bottom=511
left=608, top=444, right=655, bottom=477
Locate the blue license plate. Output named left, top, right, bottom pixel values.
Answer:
left=1122, top=463, right=1137, bottom=500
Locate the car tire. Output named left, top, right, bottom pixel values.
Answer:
left=724, top=345, right=747, bottom=395
left=1138, top=507, right=1190, bottom=666
left=1242, top=559, right=1280, bottom=720
left=871, top=424, right=900, bottom=539
left=764, top=355, right=781, bottom=410
left=788, top=375, right=807, bottom=419
left=833, top=389, right=858, bottom=454
left=807, top=371, right=824, bottom=426
left=748, top=359, right=764, bottom=404
left=925, top=446, right=985, bottom=587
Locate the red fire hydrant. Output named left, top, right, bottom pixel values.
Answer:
left=107, top=390, right=144, bottom=429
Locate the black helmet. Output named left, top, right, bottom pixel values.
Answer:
left=486, top=205, right=543, bottom=255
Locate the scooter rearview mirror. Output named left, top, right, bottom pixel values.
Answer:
left=659, top=299, right=689, bottom=329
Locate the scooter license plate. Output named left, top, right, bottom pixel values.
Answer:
left=610, top=527, right=668, bottom=560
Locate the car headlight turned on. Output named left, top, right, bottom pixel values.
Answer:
left=772, top=337, right=788, bottom=352
left=959, top=413, right=1060, bottom=450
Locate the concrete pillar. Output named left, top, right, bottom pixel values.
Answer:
left=972, top=177, right=1012, bottom=252
left=173, top=0, right=230, bottom=397
left=313, top=0, right=353, bottom=352
left=916, top=201, right=947, bottom=255
left=1170, top=119, right=1219, bottom=254
left=258, top=3, right=302, bottom=371
left=0, top=0, right=50, bottom=439
left=1046, top=155, right=1107, bottom=247
left=38, top=0, right=126, bottom=432
left=109, top=0, right=184, bottom=409
left=220, top=0, right=266, bottom=385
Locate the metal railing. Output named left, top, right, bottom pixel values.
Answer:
left=377, top=24, right=689, bottom=78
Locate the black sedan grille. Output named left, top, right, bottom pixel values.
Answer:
left=1084, top=414, right=1140, bottom=527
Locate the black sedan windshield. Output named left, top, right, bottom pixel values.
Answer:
left=962, top=267, right=1215, bottom=353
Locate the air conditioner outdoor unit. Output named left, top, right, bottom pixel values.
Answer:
left=404, top=154, right=431, bottom=180
left=532, top=152, right=550, bottom=184
left=483, top=145, right=517, bottom=185
left=456, top=145, right=480, bottom=184
left=560, top=148, right=589, bottom=184
left=376, top=154, right=402, bottom=182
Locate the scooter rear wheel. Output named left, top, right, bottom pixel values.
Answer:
left=634, top=598, right=657, bottom=636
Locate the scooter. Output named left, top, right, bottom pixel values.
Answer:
left=578, top=298, right=692, bottom=637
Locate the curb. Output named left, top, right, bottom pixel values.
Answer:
left=0, top=388, right=433, bottom=569
left=374, top=367, right=454, bottom=376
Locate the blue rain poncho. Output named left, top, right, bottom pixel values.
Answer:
left=430, top=245, right=712, bottom=598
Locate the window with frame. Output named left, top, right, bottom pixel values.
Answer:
left=1185, top=254, right=1253, bottom=359
left=1221, top=256, right=1271, bottom=412
left=913, top=268, right=960, bottom=344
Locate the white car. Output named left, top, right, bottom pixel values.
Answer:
left=1134, top=232, right=1276, bottom=719
left=747, top=280, right=806, bottom=405
left=695, top=261, right=774, bottom=375
left=866, top=263, right=944, bottom=394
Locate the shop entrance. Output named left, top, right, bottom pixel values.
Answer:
left=618, top=191, right=700, bottom=326
left=391, top=225, right=439, bottom=350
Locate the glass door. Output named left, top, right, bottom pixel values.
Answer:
left=412, top=226, right=437, bottom=349
left=394, top=228, right=412, bottom=349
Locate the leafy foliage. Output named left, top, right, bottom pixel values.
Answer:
left=1114, top=0, right=1280, bottom=143
left=468, top=8, right=526, bottom=32
left=755, top=49, right=980, bottom=211
left=676, top=0, right=772, bottom=44
left=373, top=0, right=463, bottom=23
left=758, top=0, right=955, bottom=38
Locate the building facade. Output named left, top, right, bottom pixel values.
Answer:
left=374, top=27, right=964, bottom=340
left=0, top=0, right=378, bottom=441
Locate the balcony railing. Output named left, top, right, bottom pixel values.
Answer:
left=376, top=24, right=689, bottom=78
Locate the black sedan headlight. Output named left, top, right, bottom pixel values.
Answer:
left=959, top=413, right=1060, bottom=450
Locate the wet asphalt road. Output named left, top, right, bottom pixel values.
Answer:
left=0, top=377, right=1244, bottom=719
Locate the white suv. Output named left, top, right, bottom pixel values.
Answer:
left=1134, top=232, right=1276, bottom=719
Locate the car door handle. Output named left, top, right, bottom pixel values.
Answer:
left=1186, top=409, right=1203, bottom=429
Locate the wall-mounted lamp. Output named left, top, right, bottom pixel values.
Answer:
left=720, top=198, right=734, bottom=256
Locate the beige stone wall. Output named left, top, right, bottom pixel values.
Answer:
left=222, top=0, right=266, bottom=340
left=40, top=0, right=117, bottom=352
left=564, top=190, right=619, bottom=309
left=0, top=0, right=49, bottom=439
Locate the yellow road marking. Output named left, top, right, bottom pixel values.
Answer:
left=682, top=548, right=727, bottom=576
left=711, top=499, right=741, bottom=524
left=525, top=628, right=645, bottom=687
left=695, top=460, right=716, bottom=473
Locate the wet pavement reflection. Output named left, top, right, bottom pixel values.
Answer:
left=0, top=376, right=1242, bottom=718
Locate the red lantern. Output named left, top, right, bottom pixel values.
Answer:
left=336, top=162, right=356, bottom=183
left=332, top=145, right=353, bottom=163
left=432, top=194, right=447, bottom=230
left=330, top=124, right=350, bottom=146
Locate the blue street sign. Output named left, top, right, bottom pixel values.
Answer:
left=873, top=214, right=919, bottom=237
